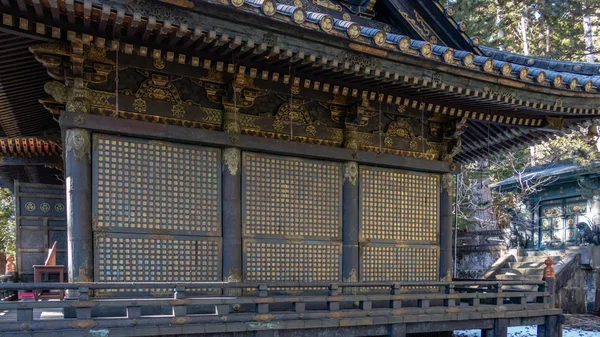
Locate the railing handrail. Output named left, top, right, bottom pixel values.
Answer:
left=0, top=280, right=546, bottom=290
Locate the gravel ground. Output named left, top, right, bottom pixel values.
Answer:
left=453, top=315, right=600, bottom=337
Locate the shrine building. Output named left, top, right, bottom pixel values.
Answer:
left=0, top=0, right=597, bottom=336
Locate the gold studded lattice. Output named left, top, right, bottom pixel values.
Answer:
left=242, top=152, right=342, bottom=239
left=94, top=135, right=220, bottom=235
left=359, top=166, right=438, bottom=242
left=361, top=245, right=438, bottom=282
left=244, top=240, right=341, bottom=283
left=96, top=234, right=221, bottom=293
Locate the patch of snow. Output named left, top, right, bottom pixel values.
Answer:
left=453, top=325, right=600, bottom=337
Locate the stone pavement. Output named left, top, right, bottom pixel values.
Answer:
left=563, top=314, right=600, bottom=332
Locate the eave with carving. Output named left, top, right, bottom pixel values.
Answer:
left=0, top=0, right=598, bottom=171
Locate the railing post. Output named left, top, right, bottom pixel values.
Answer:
left=16, top=305, right=33, bottom=323
left=76, top=286, right=92, bottom=319
left=256, top=284, right=269, bottom=314
left=172, top=285, right=187, bottom=317
left=537, top=315, right=561, bottom=337
left=444, top=284, right=455, bottom=307
left=328, top=284, right=340, bottom=311
left=483, top=318, right=508, bottom=337
left=494, top=282, right=503, bottom=306
left=390, top=283, right=402, bottom=309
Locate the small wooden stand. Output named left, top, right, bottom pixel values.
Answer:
left=33, top=265, right=65, bottom=300
left=33, top=241, right=64, bottom=300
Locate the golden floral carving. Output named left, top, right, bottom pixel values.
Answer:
left=153, top=58, right=165, bottom=70
left=133, top=98, right=147, bottom=112
left=66, top=129, right=90, bottom=163
left=343, top=162, right=358, bottom=186
left=171, top=103, right=186, bottom=118
left=223, top=148, right=240, bottom=176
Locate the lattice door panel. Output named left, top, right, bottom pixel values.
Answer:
left=359, top=166, right=439, bottom=243
left=92, top=134, right=221, bottom=236
left=95, top=233, right=221, bottom=296
left=243, top=239, right=341, bottom=284
left=242, top=152, right=342, bottom=240
left=360, top=244, right=439, bottom=282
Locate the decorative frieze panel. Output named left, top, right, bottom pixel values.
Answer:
left=359, top=166, right=439, bottom=243
left=242, top=152, right=342, bottom=239
left=243, top=239, right=341, bottom=283
left=360, top=244, right=438, bottom=282
left=93, top=134, right=221, bottom=236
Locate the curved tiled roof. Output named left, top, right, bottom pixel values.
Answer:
left=233, top=0, right=600, bottom=94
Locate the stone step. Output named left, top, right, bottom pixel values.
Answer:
left=495, top=274, right=541, bottom=281
left=523, top=250, right=566, bottom=257
left=516, top=268, right=544, bottom=276
left=517, top=256, right=561, bottom=263
left=507, top=261, right=546, bottom=269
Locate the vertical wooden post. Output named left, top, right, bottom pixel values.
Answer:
left=222, top=148, right=242, bottom=296
left=538, top=259, right=560, bottom=337
left=342, top=162, right=359, bottom=287
left=482, top=318, right=508, bottom=337
left=440, top=174, right=453, bottom=281
left=65, top=129, right=93, bottom=289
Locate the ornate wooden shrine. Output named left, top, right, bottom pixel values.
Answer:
left=0, top=0, right=596, bottom=336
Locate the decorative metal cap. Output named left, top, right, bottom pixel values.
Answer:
left=584, top=80, right=594, bottom=92
left=462, top=52, right=474, bottom=66
left=421, top=42, right=432, bottom=57
left=553, top=74, right=563, bottom=88
left=292, top=7, right=306, bottom=24
left=471, top=36, right=480, bottom=46
left=261, top=0, right=276, bottom=16
left=536, top=71, right=546, bottom=83
left=319, top=15, right=334, bottom=32
left=231, top=0, right=245, bottom=8
left=443, top=48, right=454, bottom=63
left=398, top=36, right=411, bottom=51
left=373, top=30, right=386, bottom=46
left=568, top=78, right=578, bottom=90
left=501, top=63, right=512, bottom=76
left=519, top=67, right=528, bottom=80
left=445, top=5, right=455, bottom=16
left=543, top=258, right=555, bottom=278
left=346, top=23, right=361, bottom=39
left=457, top=21, right=467, bottom=32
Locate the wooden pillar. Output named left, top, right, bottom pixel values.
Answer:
left=388, top=323, right=406, bottom=337
left=222, top=148, right=242, bottom=287
left=64, top=129, right=93, bottom=286
left=439, top=174, right=453, bottom=280
left=342, top=162, right=359, bottom=285
left=482, top=319, right=508, bottom=337
left=537, top=315, right=561, bottom=337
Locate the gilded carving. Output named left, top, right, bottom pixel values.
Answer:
left=45, top=79, right=91, bottom=113
left=345, top=268, right=358, bottom=282
left=313, top=0, right=342, bottom=11
left=133, top=98, right=147, bottom=113
left=343, top=162, right=358, bottom=186
left=338, top=50, right=381, bottom=70
left=483, top=85, right=516, bottom=100
left=441, top=173, right=453, bottom=196
left=202, top=108, right=223, bottom=124
left=84, top=45, right=114, bottom=64
left=305, top=125, right=317, bottom=137
left=160, top=0, right=194, bottom=7
left=44, top=81, right=69, bottom=105
left=546, top=116, right=564, bottom=130
left=153, top=58, right=166, bottom=70
left=172, top=103, right=186, bottom=118
left=66, top=129, right=90, bottom=163
left=226, top=268, right=242, bottom=282
left=223, top=148, right=241, bottom=176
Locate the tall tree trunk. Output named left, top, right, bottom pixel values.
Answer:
left=495, top=0, right=505, bottom=50
left=583, top=6, right=595, bottom=63
left=520, top=4, right=530, bottom=55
